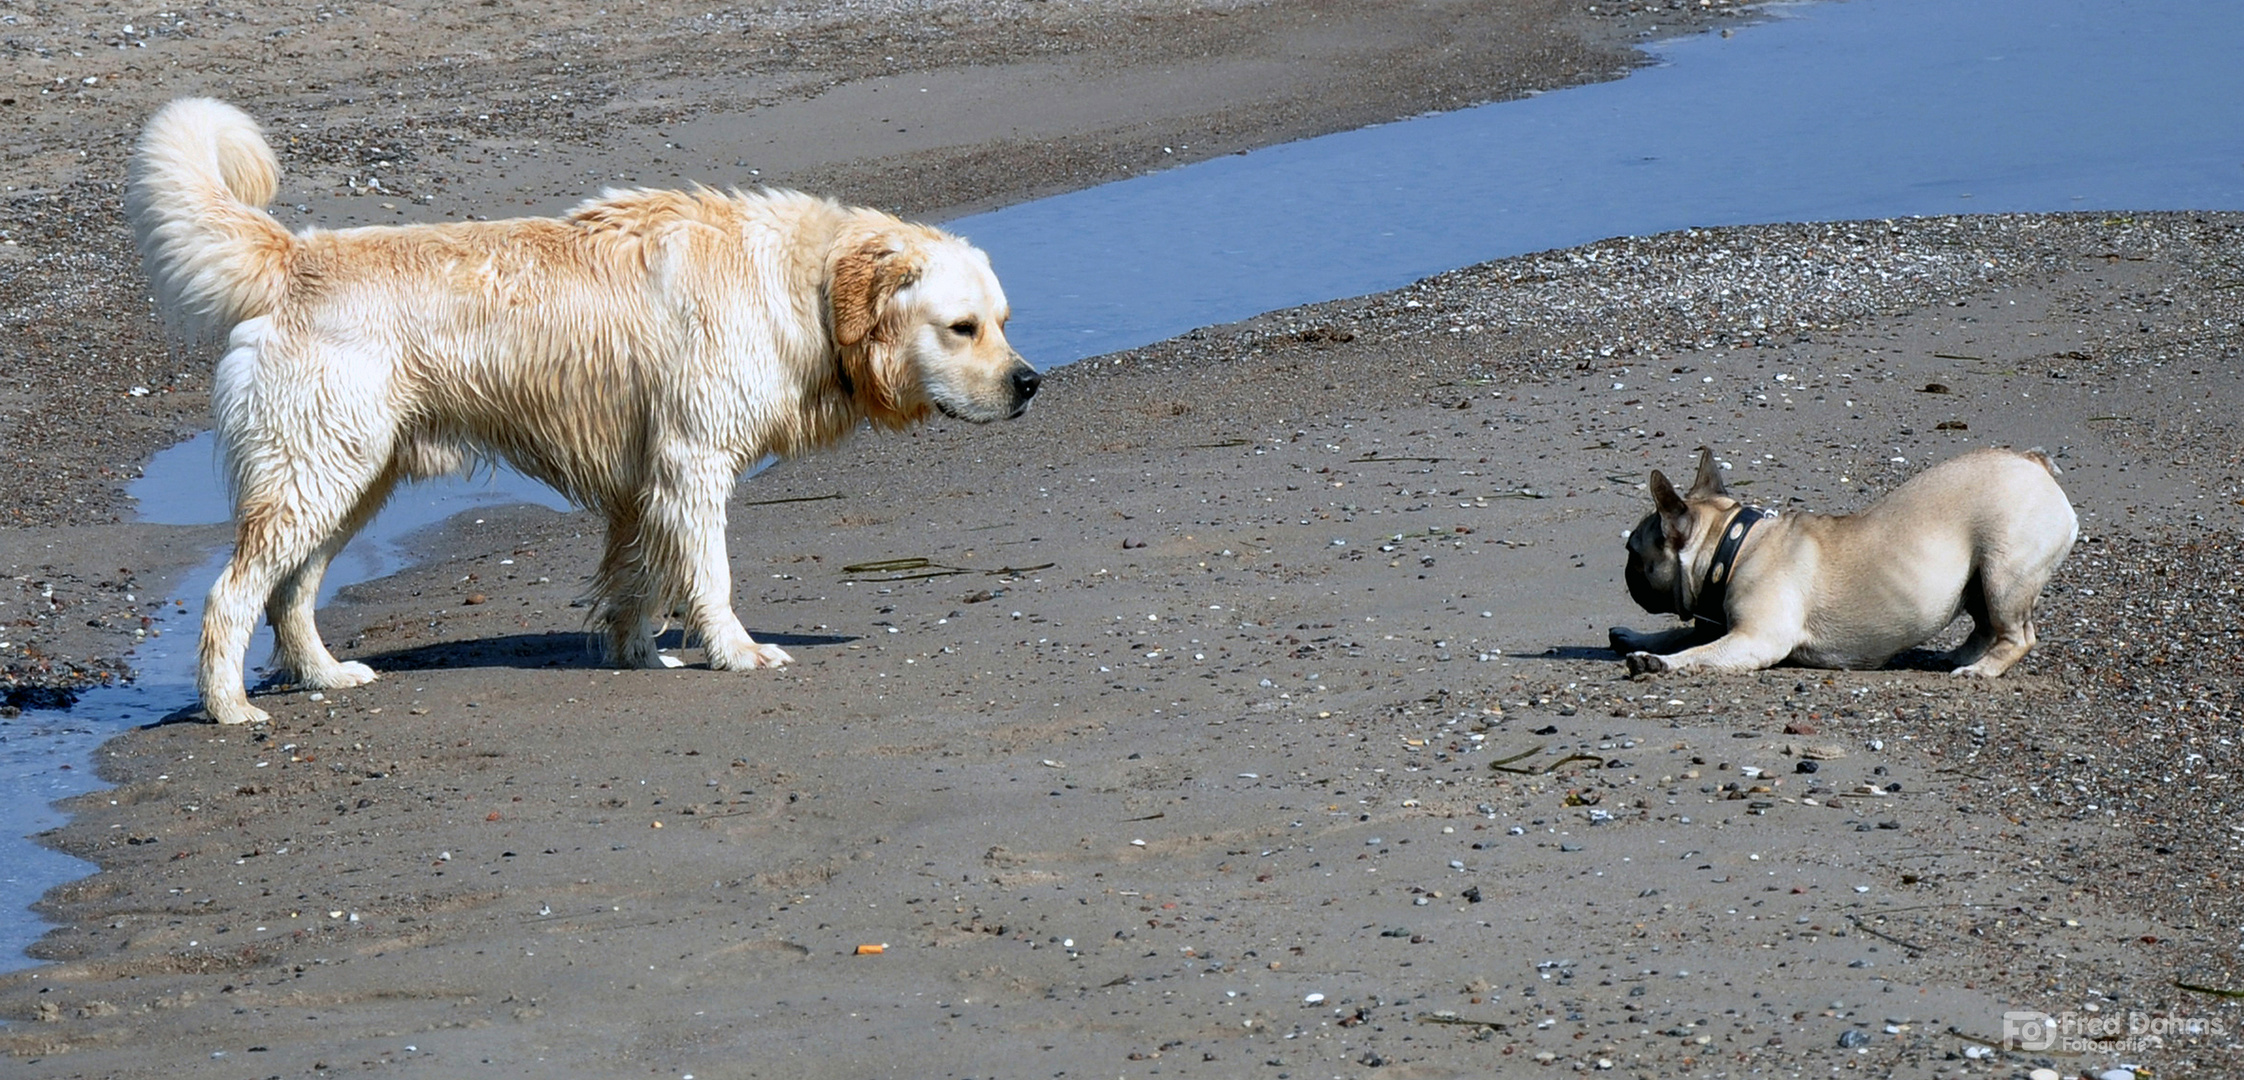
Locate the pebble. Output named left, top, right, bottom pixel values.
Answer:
left=1835, top=1029, right=1870, bottom=1048
left=2029, top=1070, right=2061, bottom=1080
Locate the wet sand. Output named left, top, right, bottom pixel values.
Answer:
left=5, top=3, right=2244, bottom=1078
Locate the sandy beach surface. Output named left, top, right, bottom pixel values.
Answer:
left=5, top=2, right=2244, bottom=1078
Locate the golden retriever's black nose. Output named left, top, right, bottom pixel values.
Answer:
left=1012, top=365, right=1041, bottom=401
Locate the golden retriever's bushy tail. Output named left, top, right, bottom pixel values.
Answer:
left=126, top=98, right=294, bottom=343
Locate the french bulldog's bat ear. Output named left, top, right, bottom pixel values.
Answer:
left=1687, top=446, right=1726, bottom=498
left=1649, top=469, right=1691, bottom=546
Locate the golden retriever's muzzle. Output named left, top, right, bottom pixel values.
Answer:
left=939, top=356, right=1039, bottom=422
left=1006, top=360, right=1041, bottom=417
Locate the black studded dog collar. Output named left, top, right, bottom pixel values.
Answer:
left=1690, top=506, right=1767, bottom=627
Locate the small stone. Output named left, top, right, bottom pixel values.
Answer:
left=1836, top=1029, right=1870, bottom=1048
left=1795, top=759, right=1819, bottom=774
left=2029, top=1070, right=2061, bottom=1080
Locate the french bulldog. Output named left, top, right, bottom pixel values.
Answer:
left=1609, top=446, right=2076, bottom=678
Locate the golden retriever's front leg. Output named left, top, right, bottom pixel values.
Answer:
left=646, top=448, right=790, bottom=671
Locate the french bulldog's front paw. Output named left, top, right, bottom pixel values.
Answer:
left=1624, top=651, right=1669, bottom=677
left=1608, top=627, right=1644, bottom=655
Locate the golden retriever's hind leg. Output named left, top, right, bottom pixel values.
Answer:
left=590, top=506, right=668, bottom=668
left=267, top=469, right=397, bottom=689
left=201, top=479, right=370, bottom=724
left=199, top=556, right=272, bottom=726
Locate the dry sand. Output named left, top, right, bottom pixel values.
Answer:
left=5, top=3, right=2244, bottom=1078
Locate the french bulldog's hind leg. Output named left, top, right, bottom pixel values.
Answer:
left=1950, top=622, right=2035, bottom=678
left=1934, top=575, right=1997, bottom=671
left=1949, top=567, right=2045, bottom=678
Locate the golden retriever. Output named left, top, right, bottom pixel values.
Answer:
left=128, top=97, right=1040, bottom=724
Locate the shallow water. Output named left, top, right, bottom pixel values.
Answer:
left=0, top=449, right=571, bottom=965
left=6, top=0, right=2242, bottom=967
left=964, top=0, right=2244, bottom=362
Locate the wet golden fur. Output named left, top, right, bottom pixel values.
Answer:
left=128, top=97, right=1039, bottom=724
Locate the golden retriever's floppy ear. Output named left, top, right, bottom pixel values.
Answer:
left=831, top=234, right=925, bottom=348
left=1686, top=446, right=1726, bottom=499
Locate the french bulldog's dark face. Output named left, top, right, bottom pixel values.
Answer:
left=1623, top=511, right=1682, bottom=615
left=1623, top=449, right=1730, bottom=617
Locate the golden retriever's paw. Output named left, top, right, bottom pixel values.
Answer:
left=710, top=640, right=793, bottom=670
left=302, top=660, right=379, bottom=689
left=206, top=699, right=271, bottom=726
left=602, top=632, right=666, bottom=669
left=1624, top=651, right=1670, bottom=677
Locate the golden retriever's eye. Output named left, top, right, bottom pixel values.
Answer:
left=949, top=318, right=979, bottom=338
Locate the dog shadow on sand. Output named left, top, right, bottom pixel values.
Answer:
left=1540, top=636, right=2011, bottom=675
left=340, top=629, right=858, bottom=673
left=153, top=629, right=862, bottom=725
